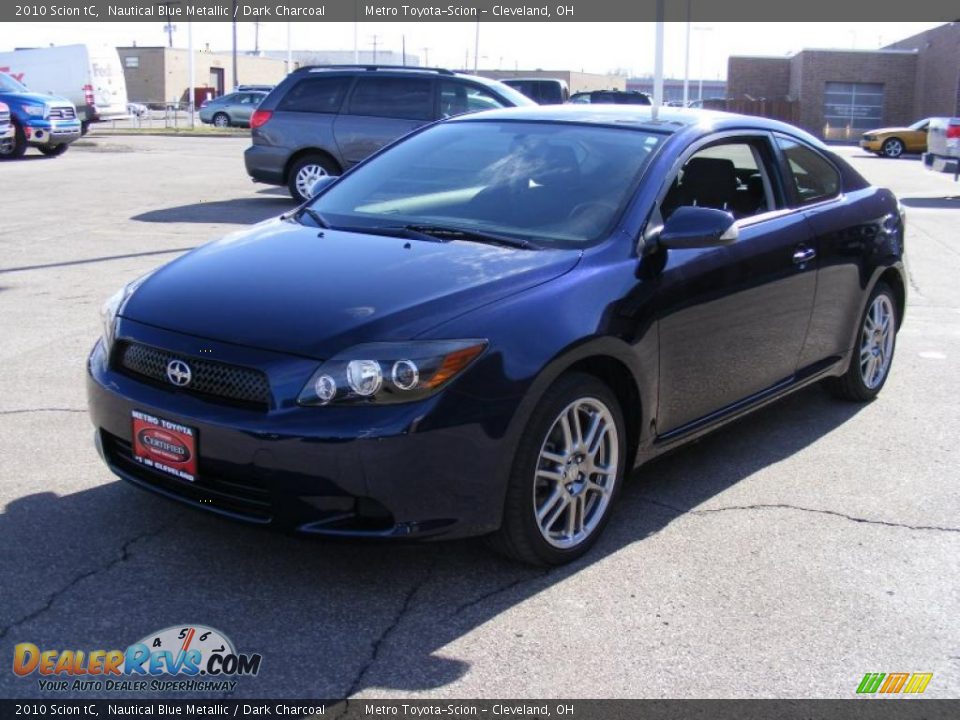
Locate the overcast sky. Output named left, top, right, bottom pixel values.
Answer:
left=0, top=22, right=944, bottom=78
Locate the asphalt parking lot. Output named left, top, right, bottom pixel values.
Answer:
left=0, top=134, right=958, bottom=700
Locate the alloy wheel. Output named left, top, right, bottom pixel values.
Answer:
left=883, top=139, right=903, bottom=158
left=295, top=164, right=328, bottom=200
left=533, top=397, right=619, bottom=549
left=860, top=294, right=895, bottom=389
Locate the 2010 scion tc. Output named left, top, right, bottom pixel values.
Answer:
left=87, top=105, right=906, bottom=565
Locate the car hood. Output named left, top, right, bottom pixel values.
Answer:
left=122, top=218, right=581, bottom=359
left=0, top=90, right=71, bottom=107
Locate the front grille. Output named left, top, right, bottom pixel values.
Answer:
left=102, top=431, right=273, bottom=522
left=48, top=106, right=76, bottom=120
left=116, top=341, right=271, bottom=410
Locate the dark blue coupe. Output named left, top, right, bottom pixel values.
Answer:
left=88, top=106, right=906, bottom=565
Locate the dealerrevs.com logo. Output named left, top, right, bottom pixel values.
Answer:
left=13, top=625, right=262, bottom=693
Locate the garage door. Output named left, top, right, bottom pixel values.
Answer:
left=823, top=82, right=884, bottom=141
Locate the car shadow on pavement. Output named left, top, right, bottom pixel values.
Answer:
left=900, top=196, right=960, bottom=209
left=131, top=197, right=292, bottom=226
left=0, top=384, right=865, bottom=699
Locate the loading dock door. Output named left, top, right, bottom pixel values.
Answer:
left=823, top=82, right=884, bottom=141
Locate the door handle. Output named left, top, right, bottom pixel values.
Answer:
left=792, top=246, right=817, bottom=264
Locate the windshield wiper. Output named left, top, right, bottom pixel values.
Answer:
left=292, top=206, right=331, bottom=229
left=404, top=224, right=541, bottom=250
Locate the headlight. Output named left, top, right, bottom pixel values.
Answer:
left=298, top=340, right=487, bottom=406
left=99, top=272, right=154, bottom=351
left=21, top=104, right=45, bottom=117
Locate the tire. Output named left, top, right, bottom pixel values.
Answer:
left=0, top=119, right=27, bottom=159
left=881, top=138, right=904, bottom=159
left=287, top=154, right=341, bottom=203
left=38, top=144, right=69, bottom=157
left=489, top=372, right=627, bottom=566
left=824, top=282, right=898, bottom=402
left=212, top=112, right=230, bottom=128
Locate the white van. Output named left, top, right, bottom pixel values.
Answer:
left=0, top=44, right=128, bottom=131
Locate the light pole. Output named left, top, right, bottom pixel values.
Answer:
left=473, top=21, right=480, bottom=73
left=693, top=25, right=712, bottom=102
left=231, top=0, right=238, bottom=89
left=683, top=0, right=691, bottom=105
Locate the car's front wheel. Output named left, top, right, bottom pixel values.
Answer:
left=882, top=138, right=904, bottom=158
left=490, top=373, right=626, bottom=566
left=38, top=144, right=69, bottom=157
left=825, top=282, right=898, bottom=402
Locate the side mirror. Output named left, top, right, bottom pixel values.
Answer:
left=658, top=206, right=738, bottom=249
left=308, top=175, right=339, bottom=199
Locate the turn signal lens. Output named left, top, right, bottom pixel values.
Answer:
left=422, top=345, right=485, bottom=389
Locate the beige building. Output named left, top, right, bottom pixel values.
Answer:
left=117, top=47, right=294, bottom=105
left=474, top=69, right=625, bottom=94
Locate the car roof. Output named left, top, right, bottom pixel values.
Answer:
left=449, top=104, right=825, bottom=144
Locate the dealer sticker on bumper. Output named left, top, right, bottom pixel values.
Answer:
left=131, top=410, right=198, bottom=482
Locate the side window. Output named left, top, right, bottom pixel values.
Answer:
left=238, top=94, right=254, bottom=105
left=661, top=139, right=775, bottom=221
left=440, top=81, right=507, bottom=117
left=348, top=77, right=434, bottom=121
left=776, top=137, right=840, bottom=205
left=276, top=77, right=350, bottom=114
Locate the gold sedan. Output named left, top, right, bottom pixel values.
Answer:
left=860, top=119, right=931, bottom=158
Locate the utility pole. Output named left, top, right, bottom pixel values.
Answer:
left=652, top=0, right=664, bottom=119
left=473, top=21, right=480, bottom=73
left=421, top=47, right=430, bottom=67
left=402, top=35, right=406, bottom=66
left=370, top=35, right=379, bottom=64
left=231, top=0, right=238, bottom=89
left=254, top=22, right=260, bottom=55
left=188, top=22, right=195, bottom=128
left=683, top=0, right=691, bottom=105
left=163, top=22, right=176, bottom=48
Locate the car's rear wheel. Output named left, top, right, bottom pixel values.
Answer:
left=212, top=112, right=230, bottom=128
left=288, top=154, right=340, bottom=203
left=882, top=138, right=904, bottom=159
left=0, top=119, right=27, bottom=159
left=38, top=144, right=69, bottom=157
left=825, top=282, right=898, bottom=402
left=490, top=373, right=626, bottom=566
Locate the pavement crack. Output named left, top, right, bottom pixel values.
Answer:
left=0, top=407, right=86, bottom=416
left=451, top=570, right=551, bottom=617
left=640, top=497, right=960, bottom=533
left=340, top=560, right=436, bottom=701
left=0, top=526, right=166, bottom=641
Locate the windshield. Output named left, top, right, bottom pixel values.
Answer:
left=0, top=73, right=28, bottom=93
left=908, top=119, right=929, bottom=131
left=309, top=120, right=663, bottom=248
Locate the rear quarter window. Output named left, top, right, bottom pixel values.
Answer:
left=347, top=77, right=434, bottom=121
left=776, top=136, right=841, bottom=205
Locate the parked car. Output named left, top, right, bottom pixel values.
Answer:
left=0, top=72, right=81, bottom=158
left=0, top=101, right=14, bottom=153
left=199, top=90, right=269, bottom=128
left=0, top=44, right=128, bottom=133
left=89, top=105, right=906, bottom=565
left=922, top=116, right=960, bottom=178
left=127, top=102, right=149, bottom=118
left=860, top=118, right=932, bottom=158
left=243, top=65, right=535, bottom=201
left=569, top=90, right=651, bottom=105
left=502, top=78, right=569, bottom=105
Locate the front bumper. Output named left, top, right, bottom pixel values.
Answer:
left=860, top=138, right=882, bottom=152
left=24, top=118, right=81, bottom=146
left=86, top=323, right=516, bottom=541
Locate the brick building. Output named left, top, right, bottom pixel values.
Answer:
left=118, top=47, right=292, bottom=105
left=727, top=22, right=959, bottom=141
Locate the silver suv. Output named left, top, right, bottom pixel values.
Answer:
left=244, top=65, right=534, bottom=201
